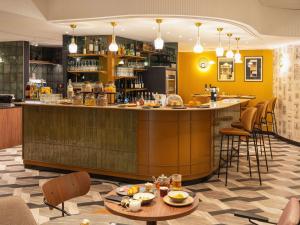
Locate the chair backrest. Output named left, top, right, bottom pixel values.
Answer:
left=268, top=97, right=277, bottom=112
left=255, top=101, right=269, bottom=124
left=0, top=196, right=37, bottom=225
left=241, top=107, right=257, bottom=132
left=42, top=171, right=91, bottom=207
left=277, top=197, right=300, bottom=225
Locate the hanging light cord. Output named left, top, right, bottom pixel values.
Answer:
left=218, top=31, right=221, bottom=47
left=228, top=36, right=231, bottom=50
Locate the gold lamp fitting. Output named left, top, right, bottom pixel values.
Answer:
left=227, top=33, right=233, bottom=37
left=70, top=24, right=77, bottom=29
left=195, top=22, right=202, bottom=27
left=217, top=27, right=223, bottom=32
left=235, top=37, right=240, bottom=41
left=156, top=19, right=163, bottom=24
left=111, top=22, right=117, bottom=27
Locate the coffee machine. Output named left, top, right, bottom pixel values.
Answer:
left=205, top=84, right=219, bottom=102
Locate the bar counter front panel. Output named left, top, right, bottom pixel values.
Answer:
left=22, top=101, right=242, bottom=181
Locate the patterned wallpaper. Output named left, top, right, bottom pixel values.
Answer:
left=273, top=45, right=300, bottom=142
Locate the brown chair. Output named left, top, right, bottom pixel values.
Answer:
left=218, top=107, right=262, bottom=186
left=0, top=196, right=37, bottom=225
left=267, top=97, right=278, bottom=134
left=234, top=197, right=300, bottom=225
left=42, top=171, right=91, bottom=216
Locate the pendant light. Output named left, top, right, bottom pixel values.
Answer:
left=216, top=27, right=224, bottom=57
left=225, top=33, right=234, bottom=59
left=68, top=24, right=78, bottom=54
left=193, top=22, right=204, bottom=53
left=109, top=22, right=118, bottom=52
left=234, top=37, right=242, bottom=63
left=154, top=19, right=164, bottom=50
left=0, top=56, right=3, bottom=63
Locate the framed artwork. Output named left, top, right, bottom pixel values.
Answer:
left=245, top=56, right=263, bottom=82
left=217, top=57, right=235, bottom=81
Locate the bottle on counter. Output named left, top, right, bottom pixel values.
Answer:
left=94, top=39, right=99, bottom=54
left=88, top=38, right=94, bottom=53
left=25, top=83, right=31, bottom=99
left=67, top=79, right=74, bottom=99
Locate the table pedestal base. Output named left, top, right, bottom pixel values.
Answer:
left=146, top=221, right=157, bottom=225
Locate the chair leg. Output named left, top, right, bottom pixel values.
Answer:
left=246, top=137, right=252, bottom=178
left=265, top=121, right=273, bottom=159
left=230, top=136, right=234, bottom=166
left=237, top=136, right=241, bottom=172
left=259, top=127, right=269, bottom=172
left=253, top=133, right=262, bottom=185
left=258, top=131, right=263, bottom=156
left=225, top=135, right=230, bottom=186
left=272, top=111, right=278, bottom=134
left=62, top=202, right=65, bottom=217
left=218, top=135, right=224, bottom=178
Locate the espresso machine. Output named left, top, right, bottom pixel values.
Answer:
left=205, top=84, right=219, bottom=102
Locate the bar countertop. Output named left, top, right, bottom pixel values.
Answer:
left=17, top=98, right=249, bottom=111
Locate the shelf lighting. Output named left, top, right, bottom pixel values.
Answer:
left=226, top=33, right=234, bottom=59
left=68, top=24, right=78, bottom=54
left=154, top=19, right=164, bottom=50
left=193, top=22, right=204, bottom=53
left=109, top=22, right=118, bottom=52
left=234, top=37, right=242, bottom=63
left=216, top=27, right=224, bottom=57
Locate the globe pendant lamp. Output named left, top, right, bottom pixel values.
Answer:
left=215, top=27, right=224, bottom=57
left=193, top=22, right=204, bottom=53
left=109, top=22, right=118, bottom=52
left=234, top=37, right=242, bottom=63
left=154, top=19, right=164, bottom=50
left=226, top=33, right=234, bottom=58
left=68, top=24, right=78, bottom=54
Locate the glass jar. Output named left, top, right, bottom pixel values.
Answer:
left=73, top=93, right=83, bottom=105
left=82, top=81, right=92, bottom=93
left=85, top=93, right=96, bottom=106
left=166, top=94, right=184, bottom=107
left=97, top=94, right=108, bottom=106
left=93, top=82, right=103, bottom=94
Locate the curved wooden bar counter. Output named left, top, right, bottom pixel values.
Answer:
left=20, top=99, right=247, bottom=181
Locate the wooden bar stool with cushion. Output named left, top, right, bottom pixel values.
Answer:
left=218, top=107, right=262, bottom=186
left=42, top=171, right=91, bottom=217
left=0, top=196, right=37, bottom=225
left=267, top=97, right=278, bottom=134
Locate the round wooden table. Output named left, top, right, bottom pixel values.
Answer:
left=104, top=189, right=199, bottom=225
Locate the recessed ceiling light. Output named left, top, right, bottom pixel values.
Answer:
left=65, top=31, right=69, bottom=34
left=179, top=35, right=183, bottom=38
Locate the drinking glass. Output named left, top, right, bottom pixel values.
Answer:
left=171, top=174, right=182, bottom=190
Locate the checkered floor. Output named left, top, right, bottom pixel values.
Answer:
left=0, top=137, right=299, bottom=225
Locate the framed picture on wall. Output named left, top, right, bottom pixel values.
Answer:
left=245, top=56, right=263, bottom=82
left=217, top=57, right=235, bottom=81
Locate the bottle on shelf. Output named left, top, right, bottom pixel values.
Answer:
left=83, top=37, right=87, bottom=54
left=94, top=39, right=99, bottom=54
left=88, top=38, right=94, bottom=53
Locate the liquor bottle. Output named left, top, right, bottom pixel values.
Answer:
left=67, top=79, right=74, bottom=99
left=94, top=39, right=99, bottom=54
left=83, top=37, right=87, bottom=54
left=130, top=80, right=134, bottom=89
left=88, top=38, right=94, bottom=53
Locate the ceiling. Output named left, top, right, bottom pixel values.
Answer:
left=0, top=0, right=299, bottom=51
left=259, top=0, right=300, bottom=10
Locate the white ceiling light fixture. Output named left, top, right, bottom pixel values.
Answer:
left=109, top=22, right=118, bottom=52
left=68, top=24, right=78, bottom=54
left=0, top=56, right=3, bottom=63
left=234, top=37, right=242, bottom=63
left=216, top=27, right=224, bottom=57
left=226, top=33, right=234, bottom=59
left=193, top=22, right=204, bottom=53
left=154, top=19, right=164, bottom=50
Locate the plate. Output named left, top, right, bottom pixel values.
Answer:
left=116, top=185, right=132, bottom=196
left=163, top=195, right=194, bottom=207
left=133, top=192, right=155, bottom=205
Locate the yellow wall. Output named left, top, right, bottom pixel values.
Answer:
left=178, top=50, right=273, bottom=104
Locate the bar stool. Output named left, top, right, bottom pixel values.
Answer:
left=260, top=100, right=273, bottom=159
left=231, top=102, right=270, bottom=167
left=267, top=97, right=278, bottom=134
left=218, top=107, right=262, bottom=186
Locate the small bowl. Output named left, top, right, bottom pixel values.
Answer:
left=168, top=191, right=189, bottom=203
left=133, top=192, right=155, bottom=205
